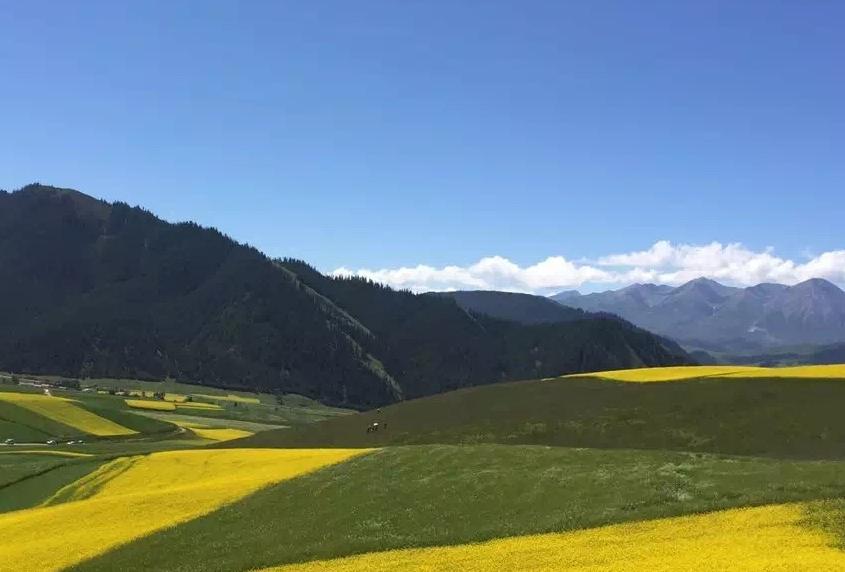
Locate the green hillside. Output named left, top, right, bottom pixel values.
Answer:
left=0, top=453, right=68, bottom=487
left=0, top=455, right=109, bottom=513
left=233, top=375, right=845, bottom=458
left=434, top=289, right=596, bottom=324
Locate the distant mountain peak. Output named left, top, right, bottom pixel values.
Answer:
left=621, top=282, right=648, bottom=291
left=558, top=277, right=845, bottom=350
left=792, top=278, right=842, bottom=292
left=669, top=277, right=737, bottom=304
left=677, top=277, right=729, bottom=290
left=748, top=282, right=787, bottom=291
left=688, top=276, right=722, bottom=285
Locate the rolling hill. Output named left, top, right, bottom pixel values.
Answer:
left=6, top=365, right=845, bottom=570
left=0, top=184, right=691, bottom=408
left=233, top=366, right=845, bottom=458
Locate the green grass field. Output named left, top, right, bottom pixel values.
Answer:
left=135, top=411, right=286, bottom=433
left=81, top=377, right=353, bottom=425
left=0, top=453, right=68, bottom=487
left=233, top=376, right=845, bottom=458
left=0, top=455, right=109, bottom=513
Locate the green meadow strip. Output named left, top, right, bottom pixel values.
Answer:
left=234, top=377, right=845, bottom=459
left=0, top=459, right=109, bottom=514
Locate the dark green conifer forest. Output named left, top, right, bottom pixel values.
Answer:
left=0, top=185, right=690, bottom=407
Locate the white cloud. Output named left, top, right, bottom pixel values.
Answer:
left=332, top=255, right=611, bottom=293
left=597, top=240, right=680, bottom=267
left=333, top=241, right=845, bottom=294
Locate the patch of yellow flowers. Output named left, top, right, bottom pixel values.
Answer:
left=568, top=364, right=845, bottom=383
left=167, top=418, right=253, bottom=442
left=0, top=392, right=136, bottom=436
left=124, top=398, right=222, bottom=412
left=264, top=503, right=845, bottom=572
left=124, top=398, right=176, bottom=411
left=720, top=364, right=845, bottom=379
left=0, top=448, right=370, bottom=572
left=192, top=392, right=262, bottom=404
left=188, top=426, right=253, bottom=441
left=128, top=390, right=188, bottom=402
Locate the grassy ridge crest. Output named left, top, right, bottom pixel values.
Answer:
left=230, top=374, right=845, bottom=459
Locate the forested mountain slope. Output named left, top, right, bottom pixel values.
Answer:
left=0, top=185, right=396, bottom=407
left=0, top=185, right=691, bottom=407
left=278, top=260, right=691, bottom=399
left=433, top=290, right=590, bottom=324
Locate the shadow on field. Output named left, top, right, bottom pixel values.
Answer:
left=73, top=444, right=845, bottom=572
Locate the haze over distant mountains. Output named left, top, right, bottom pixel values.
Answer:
left=553, top=278, right=845, bottom=352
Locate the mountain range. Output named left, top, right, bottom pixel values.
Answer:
left=553, top=278, right=845, bottom=352
left=0, top=184, right=690, bottom=408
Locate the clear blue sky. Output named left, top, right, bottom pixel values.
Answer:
left=2, top=0, right=843, bottom=274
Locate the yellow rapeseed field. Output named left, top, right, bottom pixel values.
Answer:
left=263, top=503, right=845, bottom=572
left=0, top=448, right=370, bottom=572
left=192, top=392, right=262, bottom=404
left=0, top=392, right=136, bottom=436
left=124, top=399, right=176, bottom=411
left=719, top=364, right=845, bottom=379
left=188, top=427, right=253, bottom=441
left=569, top=364, right=845, bottom=382
left=167, top=419, right=254, bottom=442
left=569, top=365, right=762, bottom=382
left=127, top=391, right=187, bottom=402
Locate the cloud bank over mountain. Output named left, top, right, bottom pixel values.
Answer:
left=332, top=241, right=845, bottom=294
